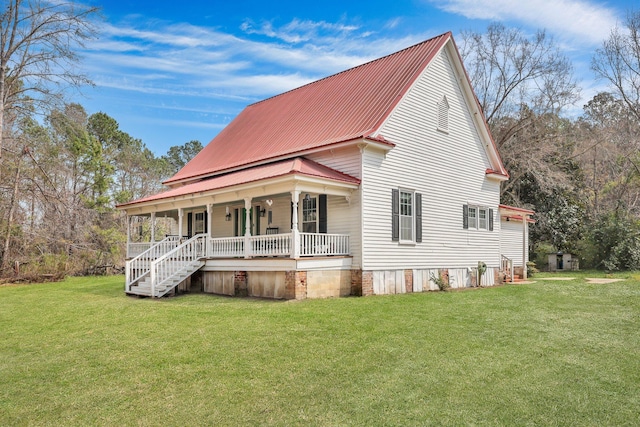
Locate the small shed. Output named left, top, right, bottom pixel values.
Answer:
left=548, top=252, right=579, bottom=272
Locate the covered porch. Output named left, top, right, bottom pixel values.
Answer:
left=117, top=158, right=360, bottom=297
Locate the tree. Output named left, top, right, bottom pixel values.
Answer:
left=0, top=0, right=98, bottom=167
left=592, top=10, right=640, bottom=121
left=162, top=140, right=203, bottom=178
left=460, top=23, right=579, bottom=136
left=459, top=23, right=580, bottom=203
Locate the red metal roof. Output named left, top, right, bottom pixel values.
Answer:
left=117, top=158, right=360, bottom=207
left=164, top=32, right=452, bottom=185
left=499, top=204, right=535, bottom=215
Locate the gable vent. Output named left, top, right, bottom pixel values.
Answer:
left=437, top=95, right=449, bottom=132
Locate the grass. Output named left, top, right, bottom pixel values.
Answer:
left=1, top=273, right=639, bottom=426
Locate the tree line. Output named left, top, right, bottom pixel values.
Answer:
left=1, top=0, right=640, bottom=277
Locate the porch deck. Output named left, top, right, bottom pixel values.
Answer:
left=125, top=232, right=351, bottom=298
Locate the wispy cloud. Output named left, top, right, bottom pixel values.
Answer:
left=84, top=16, right=424, bottom=103
left=240, top=18, right=360, bottom=44
left=428, top=0, right=620, bottom=46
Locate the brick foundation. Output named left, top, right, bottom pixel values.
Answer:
left=361, top=270, right=374, bottom=296
left=295, top=271, right=307, bottom=300
left=284, top=271, right=307, bottom=300
left=404, top=269, right=413, bottom=293
left=439, top=268, right=450, bottom=287
left=234, top=271, right=248, bottom=297
left=285, top=271, right=295, bottom=299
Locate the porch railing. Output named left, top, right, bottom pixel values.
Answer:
left=128, top=242, right=151, bottom=258
left=501, top=255, right=514, bottom=283
left=209, top=236, right=245, bottom=257
left=300, top=232, right=349, bottom=256
left=205, top=232, right=349, bottom=258
left=250, top=234, right=292, bottom=257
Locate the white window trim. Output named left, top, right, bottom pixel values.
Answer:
left=468, top=205, right=489, bottom=231
left=302, top=196, right=317, bottom=233
left=399, top=189, right=415, bottom=243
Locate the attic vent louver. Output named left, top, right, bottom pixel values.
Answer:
left=437, top=95, right=449, bottom=132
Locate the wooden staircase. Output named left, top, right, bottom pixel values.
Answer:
left=126, top=234, right=207, bottom=298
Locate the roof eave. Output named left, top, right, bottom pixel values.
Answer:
left=163, top=136, right=393, bottom=187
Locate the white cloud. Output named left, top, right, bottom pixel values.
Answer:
left=429, top=0, right=620, bottom=46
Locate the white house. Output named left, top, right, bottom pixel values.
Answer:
left=117, top=32, right=534, bottom=299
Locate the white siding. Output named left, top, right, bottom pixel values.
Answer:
left=500, top=219, right=528, bottom=267
left=306, top=145, right=362, bottom=179
left=307, top=146, right=362, bottom=267
left=361, top=47, right=501, bottom=271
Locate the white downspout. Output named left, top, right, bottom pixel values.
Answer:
left=522, top=215, right=528, bottom=280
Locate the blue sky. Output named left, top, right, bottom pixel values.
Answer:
left=79, top=0, right=636, bottom=155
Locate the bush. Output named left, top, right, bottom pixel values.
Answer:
left=587, top=212, right=640, bottom=271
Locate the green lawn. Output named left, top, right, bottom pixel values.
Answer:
left=1, top=273, right=639, bottom=426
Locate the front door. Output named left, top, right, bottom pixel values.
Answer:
left=187, top=210, right=207, bottom=238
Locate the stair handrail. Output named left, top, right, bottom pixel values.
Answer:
left=150, top=234, right=207, bottom=297
left=501, top=254, right=514, bottom=283
left=125, top=235, right=181, bottom=291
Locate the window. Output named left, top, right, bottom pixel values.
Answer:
left=400, top=191, right=414, bottom=241
left=392, top=189, right=422, bottom=243
left=302, top=196, right=317, bottom=233
left=468, top=206, right=477, bottom=229
left=194, top=212, right=205, bottom=234
left=437, top=95, right=449, bottom=132
left=478, top=209, right=487, bottom=230
left=463, top=205, right=493, bottom=231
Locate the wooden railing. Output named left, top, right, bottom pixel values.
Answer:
left=207, top=232, right=349, bottom=258
left=501, top=255, right=514, bottom=283
left=150, top=234, right=207, bottom=297
left=249, top=234, right=292, bottom=257
left=125, top=236, right=180, bottom=291
left=299, top=233, right=349, bottom=256
left=209, top=236, right=245, bottom=257
left=128, top=242, right=151, bottom=258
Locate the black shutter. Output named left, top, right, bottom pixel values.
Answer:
left=463, top=204, right=469, bottom=229
left=489, top=208, right=494, bottom=231
left=392, top=189, right=399, bottom=241
left=204, top=212, right=208, bottom=234
left=255, top=206, right=260, bottom=236
left=319, top=195, right=327, bottom=233
left=290, top=202, right=294, bottom=230
left=233, top=209, right=239, bottom=237
left=187, top=212, right=193, bottom=237
left=415, top=193, right=422, bottom=243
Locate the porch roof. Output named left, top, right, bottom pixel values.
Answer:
left=117, top=157, right=360, bottom=209
left=499, top=204, right=536, bottom=223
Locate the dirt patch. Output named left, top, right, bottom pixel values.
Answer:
left=585, top=278, right=624, bottom=284
left=543, top=277, right=576, bottom=281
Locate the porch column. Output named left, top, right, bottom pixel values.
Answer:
left=207, top=204, right=213, bottom=238
left=150, top=212, right=156, bottom=243
left=291, top=190, right=300, bottom=258
left=244, top=197, right=252, bottom=259
left=522, top=215, right=528, bottom=280
left=206, top=203, right=212, bottom=257
left=126, top=215, right=131, bottom=258
left=178, top=208, right=184, bottom=240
